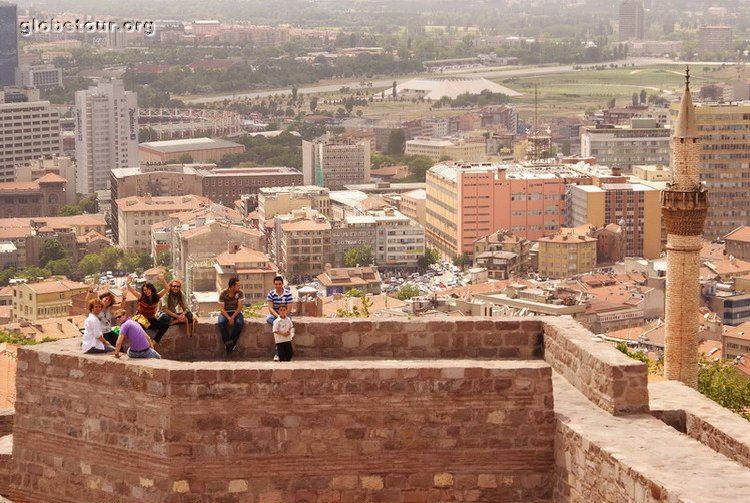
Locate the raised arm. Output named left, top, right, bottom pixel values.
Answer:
left=125, top=275, right=139, bottom=300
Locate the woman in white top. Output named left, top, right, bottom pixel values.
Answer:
left=85, top=285, right=120, bottom=348
left=82, top=299, right=114, bottom=354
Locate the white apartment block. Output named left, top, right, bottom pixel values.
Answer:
left=17, top=64, right=63, bottom=89
left=0, top=101, right=62, bottom=182
left=302, top=134, right=370, bottom=190
left=115, top=194, right=210, bottom=250
left=75, top=79, right=138, bottom=194
left=257, top=185, right=331, bottom=222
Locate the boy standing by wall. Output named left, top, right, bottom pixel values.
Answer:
left=272, top=304, right=294, bottom=362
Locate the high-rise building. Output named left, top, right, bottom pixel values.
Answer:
left=302, top=134, right=370, bottom=190
left=424, top=162, right=602, bottom=257
left=75, top=79, right=138, bottom=194
left=566, top=180, right=662, bottom=259
left=0, top=3, right=18, bottom=86
left=671, top=100, right=750, bottom=238
left=662, top=70, right=708, bottom=388
left=619, top=0, right=644, bottom=41
left=698, top=25, right=732, bottom=54
left=580, top=119, right=671, bottom=171
left=17, top=64, right=63, bottom=89
left=0, top=101, right=62, bottom=182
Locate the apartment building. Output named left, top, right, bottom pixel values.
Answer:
left=672, top=101, right=750, bottom=238
left=699, top=25, right=732, bottom=54
left=15, top=156, right=76, bottom=205
left=75, top=79, right=138, bottom=193
left=115, top=194, right=210, bottom=250
left=580, top=120, right=671, bottom=171
left=0, top=174, right=67, bottom=218
left=399, top=188, right=427, bottom=226
left=405, top=137, right=487, bottom=163
left=566, top=180, right=661, bottom=259
left=17, top=64, right=63, bottom=89
left=425, top=162, right=598, bottom=257
left=317, top=267, right=382, bottom=296
left=214, top=246, right=278, bottom=305
left=369, top=208, right=425, bottom=269
left=257, top=185, right=331, bottom=223
left=0, top=101, right=62, bottom=182
left=723, top=226, right=750, bottom=261
left=11, top=279, right=88, bottom=322
left=172, top=220, right=264, bottom=294
left=302, top=134, right=370, bottom=189
left=275, top=216, right=333, bottom=277
left=537, top=231, right=597, bottom=279
left=619, top=0, right=644, bottom=41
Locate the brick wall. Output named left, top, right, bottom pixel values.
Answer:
left=9, top=328, right=555, bottom=503
left=157, top=317, right=545, bottom=361
left=542, top=317, right=648, bottom=415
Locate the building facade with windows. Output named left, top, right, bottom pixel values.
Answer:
left=0, top=101, right=62, bottom=182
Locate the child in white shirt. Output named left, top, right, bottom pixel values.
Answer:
left=272, top=304, right=294, bottom=361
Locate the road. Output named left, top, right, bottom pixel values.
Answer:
left=182, top=56, right=675, bottom=104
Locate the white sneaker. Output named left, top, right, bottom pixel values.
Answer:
left=273, top=354, right=280, bottom=362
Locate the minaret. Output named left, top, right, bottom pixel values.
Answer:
left=661, top=67, right=708, bottom=388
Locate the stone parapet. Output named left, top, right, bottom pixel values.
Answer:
left=553, top=375, right=750, bottom=503
left=156, top=317, right=545, bottom=361
left=542, top=317, right=648, bottom=415
left=9, top=335, right=555, bottom=503
left=649, top=380, right=750, bottom=469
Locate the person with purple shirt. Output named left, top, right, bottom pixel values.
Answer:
left=112, top=309, right=161, bottom=359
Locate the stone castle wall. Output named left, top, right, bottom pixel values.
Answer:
left=8, top=318, right=555, bottom=503
left=5, top=317, right=750, bottom=503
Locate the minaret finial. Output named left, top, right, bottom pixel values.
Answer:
left=685, top=65, right=690, bottom=90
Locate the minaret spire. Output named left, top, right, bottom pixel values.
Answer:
left=661, top=65, right=709, bottom=388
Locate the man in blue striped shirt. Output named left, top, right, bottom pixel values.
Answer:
left=266, top=275, right=294, bottom=361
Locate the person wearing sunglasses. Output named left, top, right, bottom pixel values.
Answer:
left=112, top=309, right=161, bottom=360
left=157, top=280, right=196, bottom=338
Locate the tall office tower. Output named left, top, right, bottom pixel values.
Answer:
left=301, top=133, right=370, bottom=190
left=671, top=100, right=750, bottom=238
left=0, top=3, right=17, bottom=86
left=0, top=100, right=61, bottom=182
left=75, top=79, right=138, bottom=194
left=661, top=70, right=708, bottom=388
left=619, top=0, right=644, bottom=41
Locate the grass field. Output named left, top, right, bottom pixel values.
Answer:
left=313, top=63, right=745, bottom=123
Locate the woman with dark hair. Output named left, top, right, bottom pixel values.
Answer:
left=86, top=284, right=120, bottom=348
left=125, top=273, right=170, bottom=343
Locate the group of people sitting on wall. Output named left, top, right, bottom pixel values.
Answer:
left=81, top=273, right=296, bottom=362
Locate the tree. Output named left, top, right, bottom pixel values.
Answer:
left=157, top=251, right=172, bottom=267
left=291, top=86, right=298, bottom=102
left=392, top=80, right=397, bottom=98
left=99, top=247, right=121, bottom=271
left=336, top=288, right=373, bottom=318
left=404, top=155, right=434, bottom=181
left=18, top=266, right=51, bottom=281
left=417, top=247, right=441, bottom=270
left=387, top=129, right=406, bottom=156
left=39, top=239, right=67, bottom=267
left=343, top=246, right=373, bottom=267
left=47, top=258, right=73, bottom=277
left=309, top=96, right=318, bottom=113
left=57, top=204, right=83, bottom=216
left=121, top=250, right=152, bottom=274
left=698, top=358, right=750, bottom=420
left=395, top=284, right=420, bottom=301
left=138, top=126, right=159, bottom=143
left=608, top=97, right=616, bottom=109
left=639, top=89, right=647, bottom=104
left=178, top=153, right=194, bottom=164
left=631, top=92, right=639, bottom=106
left=452, top=253, right=471, bottom=268
left=0, top=267, right=15, bottom=287
left=78, top=254, right=102, bottom=277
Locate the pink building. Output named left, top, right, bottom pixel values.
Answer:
left=425, top=162, right=609, bottom=256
